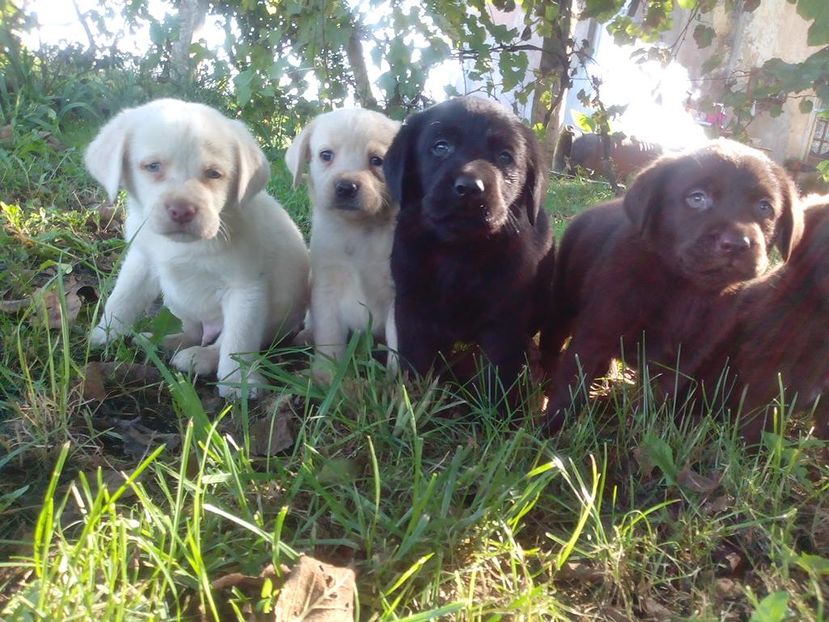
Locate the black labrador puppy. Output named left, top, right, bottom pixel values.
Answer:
left=384, top=97, right=554, bottom=408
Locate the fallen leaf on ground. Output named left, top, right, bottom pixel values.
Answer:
left=105, top=417, right=180, bottom=457
left=40, top=288, right=82, bottom=329
left=1, top=277, right=94, bottom=329
left=249, top=395, right=295, bottom=456
left=677, top=466, right=722, bottom=495
left=0, top=299, right=30, bottom=314
left=81, top=361, right=163, bottom=401
left=640, top=597, right=672, bottom=621
left=557, top=561, right=605, bottom=583
left=272, top=555, right=355, bottom=621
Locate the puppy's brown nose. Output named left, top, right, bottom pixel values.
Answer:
left=717, top=232, right=751, bottom=254
left=166, top=199, right=197, bottom=224
left=335, top=180, right=359, bottom=199
left=454, top=174, right=484, bottom=197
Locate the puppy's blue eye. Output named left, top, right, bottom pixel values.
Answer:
left=205, top=169, right=222, bottom=179
left=370, top=155, right=383, bottom=167
left=498, top=150, right=514, bottom=166
left=756, top=199, right=773, bottom=217
left=320, top=150, right=334, bottom=162
left=685, top=190, right=710, bottom=210
left=431, top=140, right=452, bottom=157
left=143, top=161, right=162, bottom=173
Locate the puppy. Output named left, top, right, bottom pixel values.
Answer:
left=86, top=98, right=310, bottom=398
left=384, top=97, right=554, bottom=408
left=285, top=109, right=400, bottom=376
left=690, top=195, right=829, bottom=442
left=541, top=139, right=802, bottom=432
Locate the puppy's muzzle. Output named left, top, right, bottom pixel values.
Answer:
left=454, top=174, right=485, bottom=198
left=716, top=231, right=752, bottom=256
left=166, top=198, right=198, bottom=224
left=333, top=179, right=361, bottom=210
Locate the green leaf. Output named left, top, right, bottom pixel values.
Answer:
left=796, top=553, right=829, bottom=575
left=749, top=591, right=790, bottom=622
left=799, top=99, right=814, bottom=114
left=677, top=0, right=697, bottom=8
left=642, top=433, right=677, bottom=485
left=693, top=24, right=715, bottom=48
left=797, top=0, right=829, bottom=45
left=573, top=110, right=596, bottom=133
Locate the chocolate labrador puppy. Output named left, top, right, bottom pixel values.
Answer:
left=690, top=195, right=829, bottom=442
left=541, top=139, right=802, bottom=432
left=384, top=97, right=554, bottom=407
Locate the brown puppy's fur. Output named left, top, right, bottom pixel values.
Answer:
left=384, top=97, right=554, bottom=410
left=541, top=139, right=802, bottom=433
left=690, top=195, right=829, bottom=442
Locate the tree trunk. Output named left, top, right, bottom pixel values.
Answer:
left=345, top=20, right=379, bottom=110
left=530, top=0, right=574, bottom=164
left=170, top=0, right=207, bottom=86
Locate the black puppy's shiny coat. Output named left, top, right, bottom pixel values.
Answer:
left=384, top=97, right=554, bottom=404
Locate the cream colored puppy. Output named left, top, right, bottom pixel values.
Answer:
left=285, top=109, right=400, bottom=376
left=86, top=98, right=310, bottom=398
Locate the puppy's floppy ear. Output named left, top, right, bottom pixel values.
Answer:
left=383, top=116, right=420, bottom=207
left=623, top=154, right=677, bottom=238
left=518, top=124, right=547, bottom=226
left=284, top=120, right=314, bottom=189
left=85, top=107, right=135, bottom=202
left=772, top=165, right=804, bottom=260
left=231, top=120, right=270, bottom=206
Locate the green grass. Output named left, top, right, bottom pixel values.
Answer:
left=0, top=93, right=826, bottom=621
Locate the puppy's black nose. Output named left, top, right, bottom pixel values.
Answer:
left=454, top=174, right=484, bottom=198
left=717, top=232, right=751, bottom=254
left=335, top=180, right=359, bottom=199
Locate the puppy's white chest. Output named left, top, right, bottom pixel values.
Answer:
left=157, top=259, right=226, bottom=322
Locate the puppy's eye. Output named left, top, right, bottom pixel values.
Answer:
left=320, top=150, right=334, bottom=162
left=369, top=155, right=383, bottom=167
left=143, top=162, right=162, bottom=173
left=756, top=199, right=773, bottom=218
left=685, top=190, right=710, bottom=211
left=431, top=140, right=453, bottom=157
left=205, top=169, right=223, bottom=180
left=497, top=150, right=514, bottom=166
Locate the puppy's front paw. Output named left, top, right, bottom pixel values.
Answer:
left=218, top=369, right=264, bottom=400
left=89, top=323, right=121, bottom=348
left=171, top=345, right=220, bottom=375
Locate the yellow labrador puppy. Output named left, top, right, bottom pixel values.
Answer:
left=285, top=109, right=399, bottom=377
left=86, top=98, right=310, bottom=398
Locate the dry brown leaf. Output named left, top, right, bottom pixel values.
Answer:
left=557, top=561, right=605, bottom=583
left=0, top=298, right=30, bottom=314
left=37, top=130, right=65, bottom=151
left=703, top=494, right=732, bottom=516
left=2, top=280, right=87, bottom=329
left=677, top=467, right=722, bottom=495
left=211, top=572, right=269, bottom=594
left=632, top=445, right=656, bottom=480
left=715, top=578, right=741, bottom=598
left=272, top=555, right=355, bottom=622
left=0, top=124, right=12, bottom=143
left=82, top=362, right=109, bottom=401
left=81, top=362, right=163, bottom=401
left=641, top=597, right=672, bottom=621
left=40, top=288, right=82, bottom=329
left=250, top=396, right=295, bottom=456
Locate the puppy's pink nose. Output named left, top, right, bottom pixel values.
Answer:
left=717, top=232, right=751, bottom=254
left=166, top=199, right=197, bottom=224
